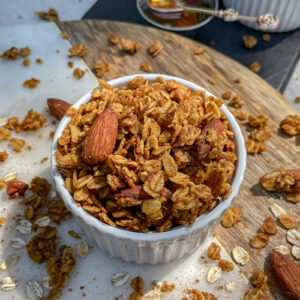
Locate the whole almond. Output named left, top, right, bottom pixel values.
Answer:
left=47, top=98, right=71, bottom=121
left=270, top=251, right=300, bottom=299
left=83, top=108, right=118, bottom=164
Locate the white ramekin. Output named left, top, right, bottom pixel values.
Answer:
left=51, top=74, right=246, bottom=264
left=223, top=0, right=300, bottom=32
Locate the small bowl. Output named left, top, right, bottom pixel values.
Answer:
left=136, top=0, right=219, bottom=31
left=51, top=74, right=246, bottom=264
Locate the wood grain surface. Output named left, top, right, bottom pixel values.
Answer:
left=57, top=20, right=300, bottom=299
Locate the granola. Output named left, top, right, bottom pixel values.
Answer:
left=121, top=38, right=139, bottom=54
left=108, top=33, right=119, bottom=44
left=0, top=151, right=8, bottom=162
left=250, top=61, right=261, bottom=73
left=218, top=259, right=234, bottom=272
left=35, top=8, right=59, bottom=22
left=19, top=47, right=31, bottom=57
left=22, top=109, right=46, bottom=130
left=148, top=41, right=163, bottom=57
left=207, top=242, right=221, bottom=260
left=183, top=289, right=217, bottom=300
left=250, top=233, right=269, bottom=249
left=251, top=270, right=267, bottom=288
left=93, top=60, right=110, bottom=78
left=0, top=47, right=19, bottom=60
left=69, top=44, right=87, bottom=57
left=23, top=78, right=40, bottom=89
left=73, top=68, right=85, bottom=79
left=9, top=138, right=25, bottom=152
left=281, top=115, right=300, bottom=136
left=260, top=217, right=277, bottom=235
left=221, top=207, right=241, bottom=228
left=55, top=76, right=236, bottom=232
left=243, top=35, right=257, bottom=49
left=140, top=62, right=152, bottom=73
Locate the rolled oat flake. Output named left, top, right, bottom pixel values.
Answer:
left=34, top=216, right=51, bottom=227
left=16, top=219, right=32, bottom=234
left=42, top=276, right=51, bottom=289
left=1, top=276, right=17, bottom=291
left=77, top=241, right=88, bottom=257
left=207, top=266, right=222, bottom=283
left=10, top=237, right=26, bottom=248
left=291, top=245, right=300, bottom=260
left=225, top=281, right=237, bottom=292
left=4, top=253, right=20, bottom=269
left=232, top=246, right=249, bottom=265
left=111, top=272, right=130, bottom=286
left=286, top=229, right=300, bottom=247
left=26, top=280, right=43, bottom=299
left=270, top=203, right=286, bottom=218
left=142, top=289, right=161, bottom=299
left=273, top=245, right=290, bottom=255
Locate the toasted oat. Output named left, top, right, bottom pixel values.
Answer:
left=108, top=33, right=119, bottom=44
left=26, top=280, right=43, bottom=299
left=262, top=34, right=271, bottom=42
left=244, top=288, right=264, bottom=300
left=232, top=246, right=249, bottom=265
left=140, top=62, right=152, bottom=73
left=291, top=245, right=300, bottom=259
left=225, top=281, right=237, bottom=293
left=250, top=61, right=261, bottom=73
left=60, top=31, right=69, bottom=39
left=207, top=242, right=221, bottom=260
left=286, top=193, right=300, bottom=203
left=148, top=41, right=163, bottom=57
left=281, top=115, right=300, bottom=136
left=1, top=276, right=17, bottom=291
left=248, top=114, right=268, bottom=128
left=251, top=128, right=272, bottom=143
left=22, top=109, right=46, bottom=131
left=0, top=127, right=11, bottom=141
left=5, top=117, right=22, bottom=133
left=250, top=233, right=269, bottom=249
left=222, top=91, right=232, bottom=100
left=111, top=272, right=130, bottom=287
left=93, top=59, right=110, bottom=78
left=221, top=207, right=241, bottom=228
left=48, top=199, right=72, bottom=223
left=68, top=230, right=81, bottom=239
left=34, top=8, right=59, bottom=22
left=279, top=214, right=295, bottom=229
left=69, top=43, right=87, bottom=57
left=260, top=217, right=277, bottom=235
left=243, top=35, right=257, bottom=49
left=193, top=47, right=205, bottom=55
left=230, top=96, right=244, bottom=108
left=9, top=138, right=25, bottom=152
left=23, top=78, right=40, bottom=88
left=121, top=38, right=140, bottom=54
left=0, top=47, right=19, bottom=60
left=23, top=58, right=30, bottom=66
left=273, top=245, right=290, bottom=255
left=287, top=229, right=300, bottom=246
left=251, top=270, right=267, bottom=288
left=245, top=139, right=265, bottom=154
left=73, top=68, right=85, bottom=79
left=230, top=108, right=248, bottom=121
left=0, top=152, right=8, bottom=162
left=207, top=266, right=222, bottom=283
left=218, top=259, right=234, bottom=272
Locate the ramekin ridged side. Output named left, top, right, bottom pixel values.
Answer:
left=51, top=74, right=246, bottom=264
left=223, top=0, right=300, bottom=32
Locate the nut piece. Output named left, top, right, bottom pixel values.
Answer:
left=148, top=41, right=163, bottom=57
left=270, top=203, right=287, bottom=218
left=6, top=180, right=28, bottom=199
left=260, top=216, right=277, bottom=235
left=232, top=246, right=249, bottom=265
left=251, top=270, right=267, bottom=288
left=279, top=214, right=295, bottom=229
left=26, top=280, right=43, bottom=299
left=111, top=272, right=130, bottom=287
left=1, top=276, right=17, bottom=291
left=274, top=245, right=290, bottom=255
left=207, top=266, right=222, bottom=283
left=83, top=108, right=118, bottom=164
left=16, top=219, right=32, bottom=234
left=270, top=251, right=300, bottom=299
left=77, top=241, right=88, bottom=257
left=225, top=281, right=237, bottom=293
left=286, top=229, right=300, bottom=246
left=47, top=98, right=71, bottom=121
left=218, top=260, right=234, bottom=272
left=291, top=246, right=300, bottom=260
left=10, top=237, right=26, bottom=248
left=207, top=242, right=221, bottom=260
left=250, top=233, right=269, bottom=249
left=221, top=207, right=241, bottom=228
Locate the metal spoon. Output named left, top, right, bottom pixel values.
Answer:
left=147, top=0, right=279, bottom=30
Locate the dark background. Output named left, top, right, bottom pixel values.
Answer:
left=84, top=0, right=300, bottom=92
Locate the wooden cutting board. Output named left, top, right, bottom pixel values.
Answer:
left=57, top=20, right=300, bottom=298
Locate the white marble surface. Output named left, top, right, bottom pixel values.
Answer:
left=283, top=58, right=300, bottom=111
left=0, top=22, right=249, bottom=300
left=0, top=0, right=97, bottom=27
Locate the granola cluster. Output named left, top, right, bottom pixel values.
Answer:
left=34, top=8, right=59, bottom=22
left=56, top=76, right=237, bottom=232
left=0, top=46, right=31, bottom=60
left=281, top=114, right=300, bottom=136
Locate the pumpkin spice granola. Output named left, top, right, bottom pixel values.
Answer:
left=55, top=76, right=237, bottom=232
